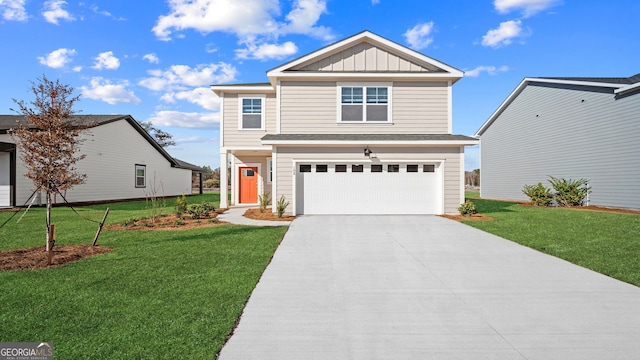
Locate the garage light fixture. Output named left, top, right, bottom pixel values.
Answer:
left=364, top=147, right=372, bottom=157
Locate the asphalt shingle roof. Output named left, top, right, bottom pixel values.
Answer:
left=540, top=73, right=640, bottom=85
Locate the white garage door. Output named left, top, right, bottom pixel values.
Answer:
left=296, top=163, right=441, bottom=215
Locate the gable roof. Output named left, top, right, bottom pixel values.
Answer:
left=475, top=74, right=640, bottom=136
left=0, top=114, right=186, bottom=168
left=266, top=30, right=463, bottom=85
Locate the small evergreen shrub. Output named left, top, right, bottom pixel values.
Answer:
left=276, top=195, right=290, bottom=218
left=259, top=191, right=271, bottom=213
left=186, top=202, right=216, bottom=219
left=204, top=179, right=219, bottom=188
left=522, top=182, right=553, bottom=206
left=458, top=200, right=478, bottom=216
left=548, top=176, right=590, bottom=207
left=174, top=194, right=188, bottom=217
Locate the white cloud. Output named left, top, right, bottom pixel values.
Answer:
left=42, top=0, right=75, bottom=24
left=92, top=51, right=120, bottom=70
left=465, top=65, right=509, bottom=77
left=38, top=48, right=76, bottom=68
left=0, top=0, right=28, bottom=21
left=403, top=22, right=435, bottom=50
left=152, top=0, right=280, bottom=41
left=139, top=63, right=237, bottom=91
left=72, top=65, right=82, bottom=72
left=160, top=87, right=220, bottom=111
left=236, top=40, right=298, bottom=60
left=143, top=53, right=160, bottom=64
left=146, top=110, right=219, bottom=129
left=371, top=0, right=380, bottom=4
left=481, top=20, right=523, bottom=48
left=494, top=0, right=560, bottom=17
left=81, top=77, right=140, bottom=105
left=280, top=0, right=333, bottom=41
left=173, top=135, right=216, bottom=144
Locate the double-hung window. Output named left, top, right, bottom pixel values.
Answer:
left=239, top=95, right=265, bottom=130
left=135, top=164, right=146, bottom=188
left=339, top=83, right=391, bottom=122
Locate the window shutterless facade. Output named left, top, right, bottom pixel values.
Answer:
left=338, top=83, right=392, bottom=123
left=239, top=95, right=265, bottom=130
left=135, top=164, right=146, bottom=188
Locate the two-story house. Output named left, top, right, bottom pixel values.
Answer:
left=212, top=31, right=477, bottom=215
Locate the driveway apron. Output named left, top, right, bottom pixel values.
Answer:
left=218, top=215, right=640, bottom=360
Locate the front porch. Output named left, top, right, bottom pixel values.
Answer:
left=219, top=148, right=272, bottom=209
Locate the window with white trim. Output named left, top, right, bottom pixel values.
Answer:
left=267, top=158, right=273, bottom=183
left=135, top=164, right=146, bottom=188
left=339, top=84, right=391, bottom=122
left=239, top=96, right=264, bottom=130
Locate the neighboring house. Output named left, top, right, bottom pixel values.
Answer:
left=212, top=31, right=478, bottom=215
left=0, top=114, right=195, bottom=207
left=475, top=74, right=640, bottom=209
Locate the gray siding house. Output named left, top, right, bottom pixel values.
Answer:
left=475, top=74, right=640, bottom=209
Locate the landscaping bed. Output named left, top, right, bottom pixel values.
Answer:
left=243, top=207, right=296, bottom=221
left=0, top=245, right=113, bottom=271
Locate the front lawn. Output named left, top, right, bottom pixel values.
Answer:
left=0, top=194, right=288, bottom=358
left=463, top=193, right=640, bottom=287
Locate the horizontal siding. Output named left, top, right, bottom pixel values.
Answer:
left=2, top=121, right=192, bottom=205
left=222, top=93, right=276, bottom=147
left=275, top=146, right=462, bottom=214
left=279, top=81, right=450, bottom=134
left=481, top=82, right=640, bottom=208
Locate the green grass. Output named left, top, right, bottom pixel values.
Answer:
left=463, top=192, right=640, bottom=287
left=0, top=193, right=288, bottom=358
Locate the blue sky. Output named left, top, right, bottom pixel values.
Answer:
left=0, top=0, right=638, bottom=170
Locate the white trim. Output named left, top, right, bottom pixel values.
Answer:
left=447, top=81, right=453, bottom=134
left=224, top=146, right=272, bottom=152
left=267, top=31, right=463, bottom=81
left=261, top=139, right=478, bottom=146
left=615, top=82, right=640, bottom=94
left=276, top=80, right=281, bottom=134
left=336, top=82, right=393, bottom=124
left=219, top=151, right=228, bottom=208
left=211, top=85, right=275, bottom=95
left=266, top=157, right=273, bottom=184
left=238, top=94, right=266, bottom=131
left=460, top=148, right=465, bottom=205
left=234, top=161, right=262, bottom=206
left=219, top=92, right=225, bottom=147
left=271, top=147, right=278, bottom=214
left=230, top=155, right=236, bottom=206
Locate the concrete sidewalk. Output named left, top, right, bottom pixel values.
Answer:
left=218, top=215, right=640, bottom=360
left=217, top=206, right=292, bottom=226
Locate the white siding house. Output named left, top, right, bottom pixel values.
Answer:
left=212, top=31, right=478, bottom=215
left=0, top=115, right=195, bottom=207
left=475, top=75, right=640, bottom=209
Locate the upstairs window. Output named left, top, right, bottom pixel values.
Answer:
left=239, top=96, right=264, bottom=130
left=339, top=84, right=391, bottom=123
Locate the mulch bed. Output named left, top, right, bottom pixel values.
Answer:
left=243, top=208, right=296, bottom=221
left=106, top=211, right=228, bottom=231
left=0, top=245, right=113, bottom=271
left=439, top=213, right=496, bottom=221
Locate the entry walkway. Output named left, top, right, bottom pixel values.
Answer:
left=217, top=206, right=292, bottom=226
left=218, top=215, right=640, bottom=360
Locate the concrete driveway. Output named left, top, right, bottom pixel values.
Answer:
left=218, top=215, right=640, bottom=360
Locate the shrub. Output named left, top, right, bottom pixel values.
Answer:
left=458, top=200, right=478, bottom=216
left=204, top=179, right=219, bottom=188
left=276, top=195, right=290, bottom=218
left=186, top=202, right=216, bottom=219
left=174, top=194, right=188, bottom=217
left=522, top=182, right=553, bottom=206
left=258, top=191, right=271, bottom=213
left=548, top=176, right=590, bottom=207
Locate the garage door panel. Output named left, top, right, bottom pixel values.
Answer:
left=297, top=164, right=440, bottom=215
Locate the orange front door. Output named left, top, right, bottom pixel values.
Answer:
left=239, top=167, right=258, bottom=203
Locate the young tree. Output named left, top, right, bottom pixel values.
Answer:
left=139, top=121, right=176, bottom=148
left=9, top=75, right=90, bottom=259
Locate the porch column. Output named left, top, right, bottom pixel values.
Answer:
left=219, top=151, right=228, bottom=208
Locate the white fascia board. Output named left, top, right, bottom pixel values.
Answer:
left=222, top=146, right=272, bottom=152
left=615, top=82, right=640, bottom=94
left=210, top=85, right=275, bottom=96
left=261, top=140, right=479, bottom=146
left=474, top=77, right=625, bottom=137
left=269, top=72, right=462, bottom=84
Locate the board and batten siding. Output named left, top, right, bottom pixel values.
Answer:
left=480, top=82, right=640, bottom=209
left=222, top=93, right=277, bottom=147
left=274, top=146, right=463, bottom=214
left=279, top=81, right=450, bottom=134
left=1, top=120, right=192, bottom=205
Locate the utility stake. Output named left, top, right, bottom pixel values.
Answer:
left=48, top=224, right=55, bottom=266
left=93, top=207, right=110, bottom=246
